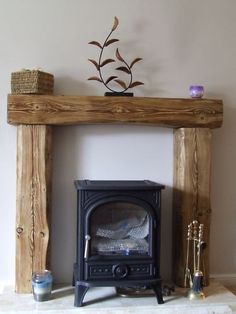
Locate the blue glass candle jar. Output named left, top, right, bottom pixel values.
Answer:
left=32, top=270, right=53, bottom=301
left=189, top=85, right=204, bottom=98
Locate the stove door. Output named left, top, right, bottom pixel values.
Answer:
left=88, top=200, right=153, bottom=258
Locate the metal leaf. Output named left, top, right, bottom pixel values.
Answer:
left=88, top=41, right=102, bottom=49
left=116, top=48, right=125, bottom=62
left=88, top=76, right=103, bottom=83
left=100, top=58, right=115, bottom=67
left=130, top=58, right=143, bottom=69
left=129, top=81, right=144, bottom=88
left=116, top=66, right=130, bottom=74
left=105, top=76, right=118, bottom=84
left=112, top=16, right=119, bottom=31
left=114, top=79, right=127, bottom=89
left=105, top=38, right=119, bottom=47
left=88, top=59, right=100, bottom=71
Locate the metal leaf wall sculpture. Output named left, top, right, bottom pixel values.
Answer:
left=88, top=17, right=144, bottom=95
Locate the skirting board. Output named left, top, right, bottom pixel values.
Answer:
left=0, top=281, right=14, bottom=294
left=210, top=274, right=236, bottom=286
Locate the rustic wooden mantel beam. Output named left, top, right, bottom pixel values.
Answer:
left=8, top=94, right=223, bottom=293
left=8, top=95, right=223, bottom=128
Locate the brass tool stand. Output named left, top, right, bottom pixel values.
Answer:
left=184, top=221, right=205, bottom=300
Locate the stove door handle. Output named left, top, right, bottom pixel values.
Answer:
left=84, top=234, right=91, bottom=259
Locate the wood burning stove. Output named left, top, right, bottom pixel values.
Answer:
left=73, top=180, right=165, bottom=307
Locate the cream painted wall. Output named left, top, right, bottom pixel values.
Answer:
left=0, top=0, right=235, bottom=284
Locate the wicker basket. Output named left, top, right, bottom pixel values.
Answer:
left=11, top=70, right=54, bottom=94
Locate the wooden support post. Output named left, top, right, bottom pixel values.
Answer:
left=173, top=128, right=212, bottom=287
left=16, top=125, right=52, bottom=293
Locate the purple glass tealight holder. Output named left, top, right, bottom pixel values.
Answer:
left=189, top=85, right=204, bottom=98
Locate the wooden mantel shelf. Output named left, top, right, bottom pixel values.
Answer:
left=8, top=95, right=223, bottom=128
left=8, top=94, right=223, bottom=293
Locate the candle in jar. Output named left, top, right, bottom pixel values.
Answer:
left=189, top=85, right=204, bottom=98
left=32, top=270, right=53, bottom=301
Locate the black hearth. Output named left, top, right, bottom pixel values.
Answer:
left=73, top=180, right=165, bottom=307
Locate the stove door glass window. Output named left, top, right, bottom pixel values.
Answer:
left=90, top=202, right=150, bottom=257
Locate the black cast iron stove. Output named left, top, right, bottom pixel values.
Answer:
left=73, top=180, right=165, bottom=306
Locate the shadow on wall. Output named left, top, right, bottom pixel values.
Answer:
left=54, top=76, right=98, bottom=95
left=160, top=185, right=173, bottom=281
left=51, top=126, right=79, bottom=283
left=210, top=95, right=236, bottom=274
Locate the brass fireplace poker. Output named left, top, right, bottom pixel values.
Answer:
left=184, top=220, right=205, bottom=300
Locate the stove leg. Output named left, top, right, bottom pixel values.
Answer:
left=152, top=283, right=164, bottom=304
left=74, top=282, right=89, bottom=307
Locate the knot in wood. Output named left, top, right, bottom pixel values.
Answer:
left=116, top=106, right=123, bottom=113
left=40, top=231, right=45, bottom=238
left=33, top=104, right=40, bottom=110
left=16, top=227, right=23, bottom=234
left=113, top=105, right=129, bottom=114
left=200, top=114, right=205, bottom=121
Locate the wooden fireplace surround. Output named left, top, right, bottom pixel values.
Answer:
left=7, top=94, right=223, bottom=293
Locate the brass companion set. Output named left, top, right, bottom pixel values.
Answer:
left=184, top=220, right=206, bottom=300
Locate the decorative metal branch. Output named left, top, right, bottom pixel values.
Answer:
left=88, top=17, right=144, bottom=95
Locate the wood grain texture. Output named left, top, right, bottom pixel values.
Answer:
left=16, top=126, right=34, bottom=293
left=16, top=125, right=52, bottom=293
left=172, top=128, right=212, bottom=287
left=8, top=95, right=223, bottom=128
left=32, top=126, right=52, bottom=273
